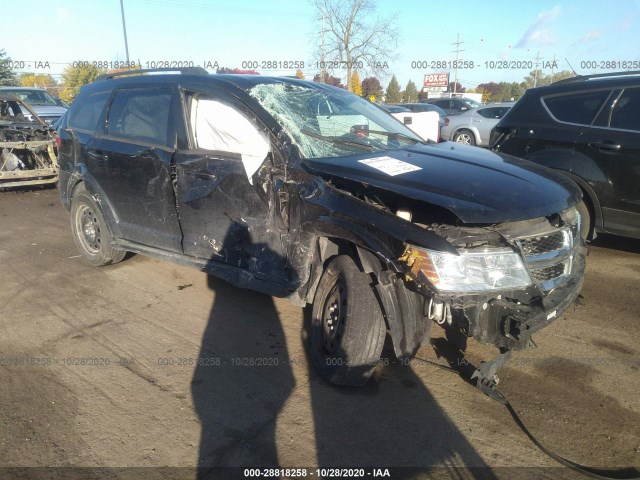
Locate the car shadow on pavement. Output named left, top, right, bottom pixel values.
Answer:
left=191, top=227, right=497, bottom=479
left=303, top=308, right=498, bottom=480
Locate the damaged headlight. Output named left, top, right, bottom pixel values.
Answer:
left=404, top=246, right=532, bottom=293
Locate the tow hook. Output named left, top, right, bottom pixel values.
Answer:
left=471, top=348, right=512, bottom=402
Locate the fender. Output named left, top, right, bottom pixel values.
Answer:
left=551, top=169, right=604, bottom=230
left=68, top=168, right=124, bottom=240
left=523, top=148, right=605, bottom=230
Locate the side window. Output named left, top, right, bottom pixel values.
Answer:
left=106, top=89, right=172, bottom=146
left=189, top=95, right=270, bottom=183
left=477, top=108, right=497, bottom=119
left=610, top=88, right=640, bottom=132
left=68, top=91, right=109, bottom=131
left=543, top=90, right=612, bottom=125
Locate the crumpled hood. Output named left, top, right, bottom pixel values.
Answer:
left=302, top=142, right=581, bottom=224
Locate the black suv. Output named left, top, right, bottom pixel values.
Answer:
left=57, top=69, right=586, bottom=388
left=491, top=71, right=640, bottom=240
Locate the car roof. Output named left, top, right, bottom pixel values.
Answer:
left=0, top=86, right=48, bottom=91
left=80, top=72, right=345, bottom=98
left=481, top=102, right=515, bottom=108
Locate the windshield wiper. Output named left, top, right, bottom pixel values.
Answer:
left=364, top=129, right=431, bottom=144
left=300, top=129, right=376, bottom=151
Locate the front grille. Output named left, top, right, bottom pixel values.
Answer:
left=520, top=230, right=566, bottom=257
left=529, top=263, right=568, bottom=284
left=517, top=228, right=575, bottom=291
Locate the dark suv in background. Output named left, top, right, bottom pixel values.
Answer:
left=491, top=71, right=640, bottom=240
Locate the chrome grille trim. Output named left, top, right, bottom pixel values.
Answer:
left=516, top=227, right=576, bottom=291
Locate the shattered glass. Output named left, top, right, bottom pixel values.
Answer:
left=249, top=82, right=422, bottom=159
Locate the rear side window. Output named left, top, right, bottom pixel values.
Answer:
left=610, top=88, right=640, bottom=131
left=106, top=88, right=172, bottom=146
left=68, top=91, right=109, bottom=131
left=542, top=90, right=611, bottom=125
left=477, top=107, right=510, bottom=119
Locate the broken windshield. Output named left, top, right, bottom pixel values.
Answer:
left=249, top=82, right=424, bottom=159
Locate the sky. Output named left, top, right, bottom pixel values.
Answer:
left=2, top=0, right=639, bottom=91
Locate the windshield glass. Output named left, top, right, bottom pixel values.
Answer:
left=462, top=98, right=482, bottom=108
left=248, top=82, right=423, bottom=159
left=8, top=89, right=58, bottom=106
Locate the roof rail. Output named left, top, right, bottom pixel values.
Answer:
left=553, top=70, right=640, bottom=85
left=96, top=67, right=209, bottom=81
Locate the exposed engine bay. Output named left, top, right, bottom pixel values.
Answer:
left=0, top=95, right=58, bottom=188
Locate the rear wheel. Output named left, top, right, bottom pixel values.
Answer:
left=453, top=129, right=475, bottom=146
left=310, top=255, right=386, bottom=386
left=70, top=190, right=125, bottom=266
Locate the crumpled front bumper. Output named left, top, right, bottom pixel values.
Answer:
left=452, top=245, right=586, bottom=350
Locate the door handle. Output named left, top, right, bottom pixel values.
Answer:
left=87, top=150, right=108, bottom=161
left=588, top=141, right=621, bottom=151
left=184, top=170, right=217, bottom=180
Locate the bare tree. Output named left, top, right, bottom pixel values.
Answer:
left=312, top=0, right=397, bottom=91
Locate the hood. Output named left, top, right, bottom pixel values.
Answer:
left=302, top=142, right=581, bottom=224
left=19, top=105, right=67, bottom=122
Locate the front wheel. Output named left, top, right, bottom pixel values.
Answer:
left=70, top=190, right=125, bottom=266
left=310, top=255, right=386, bottom=386
left=576, top=199, right=591, bottom=242
left=453, top=129, right=475, bottom=146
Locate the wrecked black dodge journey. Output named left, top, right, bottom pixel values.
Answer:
left=57, top=69, right=586, bottom=388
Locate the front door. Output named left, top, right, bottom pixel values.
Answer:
left=174, top=93, right=291, bottom=282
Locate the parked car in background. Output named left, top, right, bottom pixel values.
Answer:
left=491, top=71, right=640, bottom=240
left=380, top=104, right=440, bottom=141
left=0, top=94, right=58, bottom=188
left=0, top=87, right=67, bottom=125
left=441, top=102, right=514, bottom=147
left=422, top=97, right=482, bottom=115
left=390, top=103, right=446, bottom=138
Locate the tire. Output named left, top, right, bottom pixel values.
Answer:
left=576, top=199, right=591, bottom=242
left=310, top=255, right=386, bottom=386
left=453, top=129, right=475, bottom=146
left=70, top=190, right=125, bottom=266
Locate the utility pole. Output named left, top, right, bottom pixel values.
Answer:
left=534, top=51, right=542, bottom=87
left=451, top=33, right=464, bottom=95
left=321, top=13, right=326, bottom=83
left=120, top=0, right=130, bottom=63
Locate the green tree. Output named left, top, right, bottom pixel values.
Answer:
left=385, top=75, right=402, bottom=103
left=549, top=70, right=575, bottom=84
left=312, top=0, right=398, bottom=91
left=0, top=50, right=16, bottom=86
left=19, top=73, right=57, bottom=89
left=60, top=62, right=105, bottom=103
left=361, top=76, right=383, bottom=99
left=350, top=70, right=362, bottom=95
left=404, top=80, right=418, bottom=103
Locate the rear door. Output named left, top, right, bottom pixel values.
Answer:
left=85, top=86, right=182, bottom=251
left=578, top=87, right=640, bottom=237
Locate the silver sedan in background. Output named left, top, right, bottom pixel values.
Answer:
left=441, top=102, right=514, bottom=146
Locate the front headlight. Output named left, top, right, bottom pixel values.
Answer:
left=404, top=246, right=532, bottom=293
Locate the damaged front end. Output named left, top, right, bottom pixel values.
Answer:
left=399, top=207, right=586, bottom=390
left=0, top=95, right=58, bottom=189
